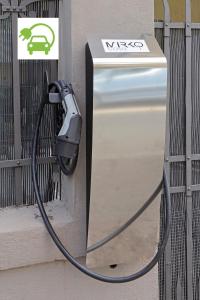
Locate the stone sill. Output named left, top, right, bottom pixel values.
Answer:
left=0, top=200, right=85, bottom=271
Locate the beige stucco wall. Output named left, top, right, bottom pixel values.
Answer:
left=0, top=202, right=158, bottom=300
left=0, top=261, right=158, bottom=300
left=0, top=0, right=157, bottom=299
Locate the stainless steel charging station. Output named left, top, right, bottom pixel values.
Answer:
left=31, top=33, right=170, bottom=283
left=86, top=35, right=167, bottom=268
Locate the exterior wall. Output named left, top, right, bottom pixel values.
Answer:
left=0, top=261, right=158, bottom=300
left=0, top=0, right=156, bottom=299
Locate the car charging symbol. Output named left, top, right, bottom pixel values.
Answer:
left=19, top=23, right=55, bottom=55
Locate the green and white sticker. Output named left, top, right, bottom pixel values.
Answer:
left=18, top=18, right=59, bottom=60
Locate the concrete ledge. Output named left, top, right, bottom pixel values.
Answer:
left=0, top=201, right=86, bottom=271
left=0, top=261, right=158, bottom=300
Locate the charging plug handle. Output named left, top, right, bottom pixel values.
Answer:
left=47, top=79, right=82, bottom=175
left=56, top=91, right=82, bottom=160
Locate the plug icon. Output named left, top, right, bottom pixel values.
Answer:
left=19, top=27, right=32, bottom=40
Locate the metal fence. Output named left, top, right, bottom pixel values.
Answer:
left=0, top=0, right=60, bottom=207
left=155, top=0, right=200, bottom=299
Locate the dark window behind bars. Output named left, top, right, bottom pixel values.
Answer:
left=0, top=0, right=60, bottom=208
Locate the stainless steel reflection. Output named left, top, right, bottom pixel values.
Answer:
left=86, top=36, right=167, bottom=269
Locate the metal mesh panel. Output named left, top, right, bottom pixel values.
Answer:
left=156, top=29, right=187, bottom=300
left=169, top=29, right=186, bottom=157
left=20, top=0, right=60, bottom=206
left=159, top=195, right=167, bottom=300
left=0, top=0, right=60, bottom=207
left=155, top=24, right=188, bottom=299
left=159, top=193, right=187, bottom=300
left=192, top=191, right=200, bottom=300
left=22, top=164, right=58, bottom=205
left=170, top=162, right=186, bottom=187
left=170, top=193, right=187, bottom=300
left=0, top=14, right=15, bottom=207
left=20, top=60, right=56, bottom=205
left=24, top=0, right=59, bottom=18
left=156, top=26, right=187, bottom=299
left=156, top=4, right=200, bottom=297
left=191, top=28, right=200, bottom=300
left=191, top=29, right=200, bottom=155
left=192, top=161, right=200, bottom=185
left=20, top=61, right=54, bottom=159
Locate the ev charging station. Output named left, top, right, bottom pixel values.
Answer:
left=85, top=36, right=168, bottom=268
left=31, top=34, right=170, bottom=282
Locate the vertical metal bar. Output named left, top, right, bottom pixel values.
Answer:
left=49, top=0, right=59, bottom=203
left=11, top=2, right=23, bottom=205
left=163, top=1, right=171, bottom=299
left=49, top=0, right=58, bottom=82
left=185, top=0, right=193, bottom=299
left=177, top=277, right=183, bottom=300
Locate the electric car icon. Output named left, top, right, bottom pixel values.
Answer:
left=28, top=35, right=51, bottom=55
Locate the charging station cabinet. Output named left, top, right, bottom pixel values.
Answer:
left=86, top=35, right=167, bottom=269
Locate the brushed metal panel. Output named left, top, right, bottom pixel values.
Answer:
left=86, top=36, right=167, bottom=269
